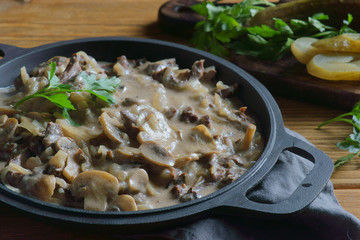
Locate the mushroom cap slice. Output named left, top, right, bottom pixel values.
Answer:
left=99, top=112, right=129, bottom=145
left=139, top=141, right=175, bottom=167
left=71, top=170, right=119, bottom=211
left=128, top=169, right=149, bottom=193
left=112, top=194, right=137, bottom=211
left=48, top=150, right=67, bottom=172
left=30, top=175, right=56, bottom=200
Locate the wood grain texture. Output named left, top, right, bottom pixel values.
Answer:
left=0, top=0, right=359, bottom=237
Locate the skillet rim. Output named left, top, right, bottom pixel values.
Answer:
left=0, top=36, right=286, bottom=224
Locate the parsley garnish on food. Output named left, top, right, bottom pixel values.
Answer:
left=318, top=102, right=360, bottom=168
left=15, top=62, right=121, bottom=125
left=191, top=0, right=357, bottom=60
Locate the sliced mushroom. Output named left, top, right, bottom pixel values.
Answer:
left=93, top=145, right=113, bottom=166
left=55, top=137, right=80, bottom=182
left=70, top=170, right=119, bottom=211
left=114, top=146, right=141, bottom=160
left=128, top=169, right=149, bottom=193
left=24, top=156, right=43, bottom=170
left=0, top=163, right=31, bottom=191
left=146, top=182, right=161, bottom=196
left=108, top=163, right=124, bottom=179
left=99, top=112, right=129, bottom=145
left=157, top=167, right=176, bottom=186
left=0, top=107, right=20, bottom=116
left=18, top=116, right=46, bottom=136
left=136, top=204, right=153, bottom=211
left=25, top=174, right=56, bottom=200
left=56, top=119, right=102, bottom=142
left=113, top=62, right=131, bottom=76
left=112, top=194, right=137, bottom=211
left=55, top=177, right=68, bottom=189
left=55, top=137, right=78, bottom=153
left=0, top=115, right=7, bottom=125
left=26, top=112, right=53, bottom=122
left=48, top=150, right=68, bottom=172
left=137, top=109, right=177, bottom=151
left=62, top=156, right=80, bottom=183
left=121, top=97, right=144, bottom=107
left=139, top=141, right=175, bottom=167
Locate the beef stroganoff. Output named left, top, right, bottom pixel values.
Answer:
left=0, top=51, right=263, bottom=211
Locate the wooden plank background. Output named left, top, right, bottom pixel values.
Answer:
left=0, top=0, right=359, bottom=238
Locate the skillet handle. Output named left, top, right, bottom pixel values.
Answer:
left=219, top=131, right=334, bottom=215
left=0, top=43, right=28, bottom=65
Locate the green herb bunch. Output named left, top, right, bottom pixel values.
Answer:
left=15, top=62, right=121, bottom=125
left=191, top=0, right=356, bottom=61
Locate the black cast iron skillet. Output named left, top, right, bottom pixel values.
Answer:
left=0, top=37, right=333, bottom=232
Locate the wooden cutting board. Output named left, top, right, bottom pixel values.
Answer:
left=159, top=0, right=360, bottom=110
left=231, top=54, right=360, bottom=110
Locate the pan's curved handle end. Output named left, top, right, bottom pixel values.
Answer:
left=219, top=131, right=334, bottom=216
left=0, top=43, right=28, bottom=65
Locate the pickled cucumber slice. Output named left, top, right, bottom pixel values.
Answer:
left=307, top=53, right=360, bottom=80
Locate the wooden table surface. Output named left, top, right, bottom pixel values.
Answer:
left=0, top=0, right=359, bottom=238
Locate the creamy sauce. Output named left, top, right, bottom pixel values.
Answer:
left=0, top=52, right=263, bottom=211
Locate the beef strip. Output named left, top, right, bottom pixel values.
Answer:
left=28, top=136, right=45, bottom=156
left=179, top=187, right=201, bottom=202
left=171, top=183, right=187, bottom=198
left=0, top=117, right=18, bottom=145
left=143, top=59, right=176, bottom=76
left=43, top=122, right=64, bottom=148
left=164, top=107, right=178, bottom=119
left=199, top=115, right=211, bottom=128
left=59, top=54, right=83, bottom=83
left=217, top=83, right=239, bottom=98
left=209, top=154, right=244, bottom=182
left=120, top=110, right=140, bottom=138
left=180, top=107, right=198, bottom=123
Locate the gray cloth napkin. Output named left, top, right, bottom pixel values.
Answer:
left=124, top=129, right=360, bottom=240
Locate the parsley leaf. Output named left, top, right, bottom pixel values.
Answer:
left=318, top=101, right=360, bottom=168
left=38, top=93, right=76, bottom=110
left=78, top=71, right=120, bottom=104
left=15, top=62, right=121, bottom=125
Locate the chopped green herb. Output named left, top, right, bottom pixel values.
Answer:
left=15, top=62, right=121, bottom=125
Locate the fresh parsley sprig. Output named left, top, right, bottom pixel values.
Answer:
left=15, top=62, right=121, bottom=125
left=318, top=102, right=360, bottom=168
left=191, top=0, right=274, bottom=57
left=191, top=1, right=357, bottom=60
